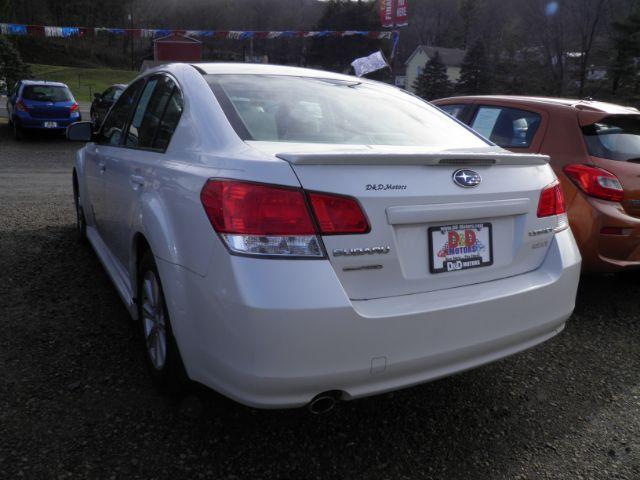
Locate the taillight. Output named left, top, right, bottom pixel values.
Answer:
left=16, top=100, right=27, bottom=112
left=70, top=102, right=79, bottom=113
left=537, top=181, right=566, bottom=217
left=200, top=179, right=369, bottom=257
left=537, top=181, right=569, bottom=232
left=563, top=164, right=624, bottom=202
left=307, top=192, right=370, bottom=235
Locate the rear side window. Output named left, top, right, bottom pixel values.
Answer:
left=98, top=79, right=145, bottom=146
left=22, top=85, right=72, bottom=102
left=125, top=75, right=182, bottom=151
left=439, top=104, right=466, bottom=120
left=582, top=115, right=640, bottom=162
left=471, top=106, right=541, bottom=148
left=153, top=90, right=183, bottom=151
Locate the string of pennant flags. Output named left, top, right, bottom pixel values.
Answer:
left=0, top=23, right=399, bottom=41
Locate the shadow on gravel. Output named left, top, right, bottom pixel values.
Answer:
left=2, top=224, right=640, bottom=479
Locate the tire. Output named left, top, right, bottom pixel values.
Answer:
left=138, top=251, right=189, bottom=393
left=73, top=180, right=87, bottom=243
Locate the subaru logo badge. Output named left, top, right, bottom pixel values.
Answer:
left=452, top=169, right=481, bottom=188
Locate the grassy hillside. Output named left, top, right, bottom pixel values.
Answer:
left=28, top=64, right=138, bottom=103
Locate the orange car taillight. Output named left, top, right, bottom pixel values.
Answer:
left=16, top=100, right=28, bottom=112
left=200, top=179, right=369, bottom=257
left=563, top=164, right=624, bottom=203
left=537, top=181, right=569, bottom=232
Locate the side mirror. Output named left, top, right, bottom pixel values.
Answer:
left=94, top=93, right=102, bottom=100
left=67, top=121, right=94, bottom=142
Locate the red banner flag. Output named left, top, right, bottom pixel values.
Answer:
left=379, top=0, right=395, bottom=28
left=395, top=0, right=409, bottom=27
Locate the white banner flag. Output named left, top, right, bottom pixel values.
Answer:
left=351, top=51, right=389, bottom=77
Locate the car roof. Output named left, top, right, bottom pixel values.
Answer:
left=20, top=79, right=69, bottom=88
left=190, top=62, right=360, bottom=81
left=436, top=95, right=639, bottom=115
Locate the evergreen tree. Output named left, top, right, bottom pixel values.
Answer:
left=456, top=41, right=489, bottom=95
left=609, top=10, right=640, bottom=97
left=0, top=36, right=31, bottom=91
left=412, top=51, right=452, bottom=100
left=307, top=0, right=383, bottom=74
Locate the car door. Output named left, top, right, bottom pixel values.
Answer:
left=85, top=78, right=146, bottom=245
left=101, top=74, right=184, bottom=270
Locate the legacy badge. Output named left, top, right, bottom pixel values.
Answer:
left=333, top=246, right=391, bottom=257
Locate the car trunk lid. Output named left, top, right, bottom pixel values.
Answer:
left=250, top=142, right=560, bottom=300
left=580, top=113, right=640, bottom=217
left=25, top=100, right=72, bottom=119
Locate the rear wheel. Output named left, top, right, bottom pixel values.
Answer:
left=138, top=251, right=188, bottom=393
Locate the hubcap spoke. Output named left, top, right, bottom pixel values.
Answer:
left=141, top=271, right=167, bottom=370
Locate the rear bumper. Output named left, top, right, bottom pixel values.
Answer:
left=568, top=193, right=640, bottom=272
left=157, top=228, right=581, bottom=409
left=13, top=114, right=80, bottom=130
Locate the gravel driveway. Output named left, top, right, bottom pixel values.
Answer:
left=1, top=118, right=639, bottom=479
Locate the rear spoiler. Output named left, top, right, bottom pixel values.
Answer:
left=276, top=151, right=550, bottom=166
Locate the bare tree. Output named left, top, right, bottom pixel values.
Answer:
left=569, top=0, right=608, bottom=97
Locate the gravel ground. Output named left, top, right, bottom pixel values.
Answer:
left=1, top=118, right=639, bottom=479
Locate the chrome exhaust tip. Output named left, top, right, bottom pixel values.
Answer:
left=308, top=392, right=339, bottom=415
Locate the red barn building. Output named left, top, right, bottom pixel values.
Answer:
left=153, top=34, right=202, bottom=62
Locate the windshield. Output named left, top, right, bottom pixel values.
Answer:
left=22, top=85, right=72, bottom=103
left=206, top=74, right=489, bottom=148
left=582, top=115, right=640, bottom=162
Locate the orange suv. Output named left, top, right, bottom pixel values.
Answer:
left=433, top=96, right=640, bottom=272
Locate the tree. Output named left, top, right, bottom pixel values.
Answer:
left=413, top=51, right=452, bottom=100
left=609, top=9, right=640, bottom=97
left=569, top=0, right=608, bottom=97
left=0, top=35, right=31, bottom=90
left=456, top=41, right=489, bottom=94
left=307, top=0, right=383, bottom=73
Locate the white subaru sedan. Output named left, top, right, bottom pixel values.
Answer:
left=68, top=63, right=581, bottom=412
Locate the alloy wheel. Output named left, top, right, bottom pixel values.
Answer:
left=141, top=271, right=167, bottom=371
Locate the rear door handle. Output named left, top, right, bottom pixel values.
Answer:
left=130, top=174, right=146, bottom=189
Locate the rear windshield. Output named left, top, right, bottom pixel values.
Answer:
left=582, top=115, right=640, bottom=162
left=205, top=74, right=489, bottom=148
left=22, top=85, right=72, bottom=103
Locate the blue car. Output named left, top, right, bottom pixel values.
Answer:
left=6, top=80, right=81, bottom=140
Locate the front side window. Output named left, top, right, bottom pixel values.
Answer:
left=206, top=74, right=489, bottom=148
left=97, top=79, right=145, bottom=146
left=126, top=75, right=180, bottom=150
left=582, top=115, right=640, bottom=162
left=471, top=106, right=541, bottom=148
left=22, top=85, right=72, bottom=102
